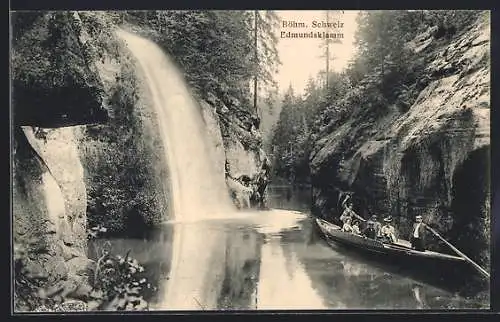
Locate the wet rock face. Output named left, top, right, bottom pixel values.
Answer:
left=310, top=13, right=490, bottom=266
left=202, top=93, right=269, bottom=209
left=219, top=110, right=269, bottom=209
left=13, top=128, right=91, bottom=311
left=22, top=126, right=88, bottom=250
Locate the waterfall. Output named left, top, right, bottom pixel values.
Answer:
left=117, top=29, right=237, bottom=310
left=116, top=29, right=234, bottom=222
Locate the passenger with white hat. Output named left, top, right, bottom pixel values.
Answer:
left=380, top=216, right=397, bottom=244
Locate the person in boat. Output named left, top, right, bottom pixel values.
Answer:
left=351, top=220, right=361, bottom=235
left=380, top=216, right=397, bottom=244
left=410, top=215, right=427, bottom=251
left=339, top=201, right=365, bottom=225
left=362, top=220, right=377, bottom=239
left=340, top=193, right=351, bottom=210
left=366, top=215, right=382, bottom=238
left=342, top=217, right=353, bottom=233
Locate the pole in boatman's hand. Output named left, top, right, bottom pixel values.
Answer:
left=424, top=224, right=490, bottom=279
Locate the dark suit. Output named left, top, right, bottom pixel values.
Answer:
left=363, top=226, right=377, bottom=239
left=409, top=222, right=426, bottom=251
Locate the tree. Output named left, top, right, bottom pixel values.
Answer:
left=252, top=10, right=281, bottom=122
left=318, top=10, right=344, bottom=93
left=253, top=11, right=258, bottom=115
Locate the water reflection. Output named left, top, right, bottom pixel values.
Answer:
left=217, top=222, right=261, bottom=310
left=256, top=215, right=328, bottom=309
left=412, top=284, right=426, bottom=309
left=89, top=208, right=488, bottom=310
left=158, top=222, right=227, bottom=309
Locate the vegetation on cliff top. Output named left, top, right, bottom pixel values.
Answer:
left=11, top=12, right=113, bottom=126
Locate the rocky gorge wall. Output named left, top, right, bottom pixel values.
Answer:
left=12, top=11, right=268, bottom=310
left=13, top=127, right=94, bottom=311
left=310, top=13, right=490, bottom=267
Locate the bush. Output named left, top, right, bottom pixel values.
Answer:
left=88, top=250, right=153, bottom=311
left=86, top=226, right=155, bottom=311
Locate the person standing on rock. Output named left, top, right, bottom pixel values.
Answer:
left=409, top=215, right=427, bottom=251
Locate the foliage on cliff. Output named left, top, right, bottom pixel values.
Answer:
left=80, top=51, right=168, bottom=236
left=12, top=11, right=170, bottom=236
left=11, top=11, right=113, bottom=126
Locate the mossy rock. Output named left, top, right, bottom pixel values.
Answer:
left=11, top=12, right=108, bottom=127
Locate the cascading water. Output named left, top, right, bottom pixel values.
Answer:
left=117, top=29, right=236, bottom=309
left=116, top=29, right=234, bottom=222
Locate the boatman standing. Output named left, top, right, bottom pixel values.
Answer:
left=410, top=215, right=427, bottom=251
left=340, top=193, right=352, bottom=210
left=340, top=202, right=365, bottom=225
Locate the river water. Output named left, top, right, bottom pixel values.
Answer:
left=89, top=184, right=488, bottom=310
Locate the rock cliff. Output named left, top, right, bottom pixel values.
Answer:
left=310, top=13, right=490, bottom=267
left=13, top=127, right=93, bottom=310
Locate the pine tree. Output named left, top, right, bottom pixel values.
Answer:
left=252, top=10, right=281, bottom=120
left=318, top=10, right=344, bottom=93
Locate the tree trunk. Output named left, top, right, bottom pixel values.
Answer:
left=253, top=10, right=258, bottom=119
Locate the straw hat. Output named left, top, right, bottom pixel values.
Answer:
left=415, top=215, right=423, bottom=220
left=383, top=216, right=392, bottom=223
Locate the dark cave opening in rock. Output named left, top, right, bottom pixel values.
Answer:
left=449, top=146, right=490, bottom=268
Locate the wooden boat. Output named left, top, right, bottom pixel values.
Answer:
left=316, top=218, right=465, bottom=263
left=314, top=217, right=479, bottom=288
